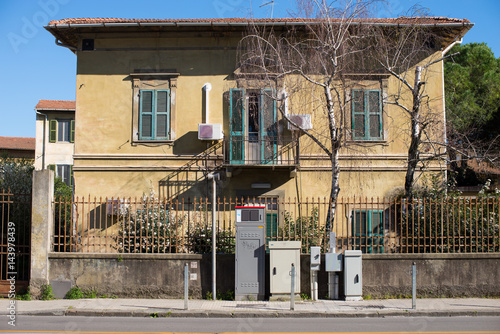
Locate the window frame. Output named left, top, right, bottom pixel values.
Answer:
left=138, top=89, right=171, bottom=141
left=351, top=89, right=383, bottom=141
left=49, top=119, right=75, bottom=143
left=352, top=209, right=384, bottom=254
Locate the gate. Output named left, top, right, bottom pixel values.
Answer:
left=0, top=190, right=31, bottom=296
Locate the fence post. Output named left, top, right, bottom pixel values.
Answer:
left=184, top=263, right=189, bottom=310
left=290, top=263, right=295, bottom=311
left=30, top=169, right=54, bottom=298
left=412, top=261, right=417, bottom=310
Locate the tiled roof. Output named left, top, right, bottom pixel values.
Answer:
left=35, top=99, right=75, bottom=111
left=0, top=136, right=36, bottom=151
left=48, top=17, right=471, bottom=26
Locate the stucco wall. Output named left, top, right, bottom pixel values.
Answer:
left=72, top=29, right=445, bottom=200
left=48, top=253, right=500, bottom=299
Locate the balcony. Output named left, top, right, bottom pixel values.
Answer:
left=223, top=135, right=298, bottom=166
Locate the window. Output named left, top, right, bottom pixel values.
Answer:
left=351, top=89, right=382, bottom=140
left=49, top=119, right=75, bottom=143
left=139, top=89, right=170, bottom=140
left=49, top=164, right=73, bottom=187
left=352, top=210, right=384, bottom=253
left=229, top=89, right=277, bottom=164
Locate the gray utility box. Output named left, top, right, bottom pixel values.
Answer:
left=269, top=241, right=301, bottom=300
left=325, top=252, right=343, bottom=272
left=344, top=250, right=363, bottom=301
left=235, top=206, right=266, bottom=301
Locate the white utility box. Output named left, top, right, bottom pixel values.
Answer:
left=310, top=246, right=321, bottom=271
left=344, top=250, right=362, bottom=301
left=198, top=123, right=223, bottom=140
left=269, top=241, right=301, bottom=300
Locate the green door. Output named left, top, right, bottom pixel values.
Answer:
left=229, top=89, right=245, bottom=164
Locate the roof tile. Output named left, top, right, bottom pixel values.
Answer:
left=0, top=137, right=36, bottom=151
left=48, top=17, right=471, bottom=26
left=35, top=99, right=75, bottom=111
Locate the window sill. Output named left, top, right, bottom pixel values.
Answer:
left=347, top=140, right=388, bottom=145
left=132, top=140, right=174, bottom=145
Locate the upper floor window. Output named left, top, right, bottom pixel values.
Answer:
left=139, top=89, right=170, bottom=140
left=131, top=71, right=178, bottom=142
left=49, top=119, right=75, bottom=143
left=351, top=89, right=382, bottom=140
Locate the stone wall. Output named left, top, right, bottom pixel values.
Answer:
left=48, top=253, right=500, bottom=299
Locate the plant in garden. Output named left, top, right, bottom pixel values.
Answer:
left=65, top=286, right=84, bottom=299
left=53, top=177, right=73, bottom=252
left=187, top=224, right=235, bottom=254
left=280, top=207, right=326, bottom=253
left=40, top=284, right=55, bottom=300
left=118, top=190, right=183, bottom=253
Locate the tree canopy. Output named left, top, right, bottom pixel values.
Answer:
left=445, top=43, right=500, bottom=172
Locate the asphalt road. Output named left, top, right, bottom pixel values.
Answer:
left=0, top=316, right=499, bottom=333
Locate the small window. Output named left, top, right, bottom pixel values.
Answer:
left=351, top=90, right=382, bottom=140
left=49, top=119, right=74, bottom=143
left=52, top=164, right=73, bottom=187
left=139, top=89, right=170, bottom=140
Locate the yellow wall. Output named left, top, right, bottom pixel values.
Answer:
left=73, top=30, right=446, bottom=200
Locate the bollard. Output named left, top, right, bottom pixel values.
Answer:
left=290, top=263, right=295, bottom=311
left=412, top=262, right=416, bottom=310
left=184, top=263, right=189, bottom=310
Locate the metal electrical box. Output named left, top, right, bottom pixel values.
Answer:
left=269, top=241, right=301, bottom=300
left=310, top=246, right=321, bottom=271
left=235, top=206, right=266, bottom=301
left=344, top=250, right=363, bottom=301
left=325, top=252, right=343, bottom=272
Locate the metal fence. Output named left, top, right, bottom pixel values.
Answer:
left=52, top=195, right=500, bottom=254
left=1, top=190, right=31, bottom=296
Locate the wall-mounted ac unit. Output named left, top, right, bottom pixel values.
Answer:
left=198, top=123, right=223, bottom=140
left=287, top=114, right=313, bottom=131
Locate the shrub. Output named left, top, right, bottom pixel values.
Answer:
left=65, top=286, right=84, bottom=299
left=41, top=284, right=55, bottom=300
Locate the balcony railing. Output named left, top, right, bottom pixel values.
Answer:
left=223, top=135, right=298, bottom=166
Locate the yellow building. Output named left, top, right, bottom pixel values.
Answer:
left=45, top=17, right=472, bottom=202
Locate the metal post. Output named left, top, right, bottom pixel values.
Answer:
left=212, top=175, right=217, bottom=300
left=412, top=262, right=417, bottom=310
left=290, top=263, right=295, bottom=310
left=334, top=273, right=339, bottom=300
left=184, top=263, right=189, bottom=310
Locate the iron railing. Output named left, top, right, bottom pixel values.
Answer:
left=52, top=195, right=500, bottom=254
left=223, top=136, right=298, bottom=166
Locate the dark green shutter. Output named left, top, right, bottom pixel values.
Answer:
left=49, top=120, right=57, bottom=143
left=229, top=89, right=245, bottom=164
left=69, top=165, right=74, bottom=187
left=70, top=120, right=75, bottom=143
left=139, top=90, right=154, bottom=139
left=48, top=164, right=55, bottom=172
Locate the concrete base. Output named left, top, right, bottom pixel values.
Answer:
left=345, top=296, right=363, bottom=301
left=235, top=294, right=264, bottom=301
left=269, top=293, right=301, bottom=301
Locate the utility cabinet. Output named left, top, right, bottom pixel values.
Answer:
left=235, top=206, right=266, bottom=301
left=269, top=241, right=301, bottom=300
left=344, top=250, right=363, bottom=301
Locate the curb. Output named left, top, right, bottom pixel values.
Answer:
left=9, top=309, right=500, bottom=318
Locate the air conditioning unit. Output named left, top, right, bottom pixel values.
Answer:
left=198, top=123, right=223, bottom=140
left=287, top=114, right=313, bottom=131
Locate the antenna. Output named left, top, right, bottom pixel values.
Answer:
left=259, top=1, right=274, bottom=19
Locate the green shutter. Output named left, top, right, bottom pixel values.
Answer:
left=70, top=120, right=75, bottom=143
left=49, top=120, right=57, bottom=143
left=155, top=90, right=170, bottom=139
left=139, top=90, right=154, bottom=140
left=48, top=164, right=55, bottom=172
left=261, top=89, right=277, bottom=163
left=229, top=89, right=245, bottom=164
left=69, top=165, right=74, bottom=187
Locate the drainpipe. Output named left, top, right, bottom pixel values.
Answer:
left=35, top=111, right=47, bottom=170
left=207, top=172, right=219, bottom=300
left=441, top=38, right=462, bottom=191
left=203, top=83, right=212, bottom=123
left=55, top=38, right=77, bottom=52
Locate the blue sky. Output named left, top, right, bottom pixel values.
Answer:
left=1, top=0, right=498, bottom=138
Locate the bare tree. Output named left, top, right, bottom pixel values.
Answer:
left=373, top=10, right=472, bottom=197
left=234, top=0, right=380, bottom=228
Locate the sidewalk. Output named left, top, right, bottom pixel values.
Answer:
left=2, top=298, right=499, bottom=318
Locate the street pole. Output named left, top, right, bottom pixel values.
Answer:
left=412, top=261, right=417, bottom=309
left=290, top=263, right=295, bottom=311
left=208, top=172, right=219, bottom=301
left=184, top=263, right=189, bottom=310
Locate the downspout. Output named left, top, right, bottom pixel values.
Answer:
left=55, top=38, right=77, bottom=52
left=441, top=38, right=462, bottom=192
left=35, top=111, right=47, bottom=170
left=203, top=83, right=212, bottom=123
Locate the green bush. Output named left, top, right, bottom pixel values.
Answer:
left=65, top=286, right=84, bottom=299
left=187, top=225, right=235, bottom=254
left=15, top=287, right=31, bottom=301
left=41, top=284, right=55, bottom=300
left=280, top=207, right=326, bottom=253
